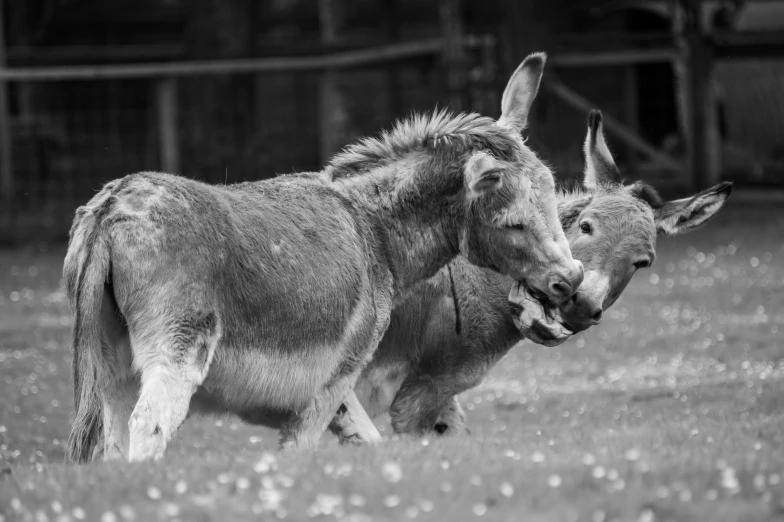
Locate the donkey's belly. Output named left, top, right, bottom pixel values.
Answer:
left=191, top=347, right=401, bottom=429
left=193, top=338, right=349, bottom=423
left=189, top=388, right=294, bottom=430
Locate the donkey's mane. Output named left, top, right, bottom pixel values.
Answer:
left=327, top=109, right=520, bottom=178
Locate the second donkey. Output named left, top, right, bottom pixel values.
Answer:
left=344, top=110, right=733, bottom=438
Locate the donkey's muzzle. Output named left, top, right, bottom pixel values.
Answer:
left=561, top=293, right=603, bottom=333
left=545, top=260, right=584, bottom=304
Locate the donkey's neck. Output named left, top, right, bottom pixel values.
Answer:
left=332, top=157, right=463, bottom=293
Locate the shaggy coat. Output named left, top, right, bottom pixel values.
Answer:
left=63, top=53, right=583, bottom=462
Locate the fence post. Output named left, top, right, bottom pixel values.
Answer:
left=318, top=0, right=346, bottom=164
left=683, top=0, right=720, bottom=191
left=383, top=0, right=401, bottom=121
left=156, top=77, right=180, bottom=174
left=439, top=0, right=467, bottom=113
left=476, top=35, right=497, bottom=115
left=0, top=0, right=13, bottom=205
left=624, top=64, right=639, bottom=172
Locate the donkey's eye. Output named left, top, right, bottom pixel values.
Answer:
left=579, top=222, right=592, bottom=234
left=633, top=260, right=650, bottom=270
left=507, top=223, right=525, bottom=231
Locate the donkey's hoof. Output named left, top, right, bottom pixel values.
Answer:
left=433, top=422, right=463, bottom=436
left=279, top=433, right=321, bottom=452
left=338, top=430, right=382, bottom=446
left=128, top=412, right=166, bottom=462
left=128, top=437, right=165, bottom=462
left=102, top=443, right=126, bottom=463
left=279, top=439, right=298, bottom=452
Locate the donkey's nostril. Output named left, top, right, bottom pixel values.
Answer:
left=549, top=280, right=571, bottom=298
left=592, top=309, right=603, bottom=323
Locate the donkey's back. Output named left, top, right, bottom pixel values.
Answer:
left=67, top=172, right=374, bottom=351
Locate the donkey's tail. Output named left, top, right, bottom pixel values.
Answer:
left=63, top=196, right=114, bottom=463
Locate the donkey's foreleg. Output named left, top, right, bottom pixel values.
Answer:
left=280, top=293, right=391, bottom=451
left=127, top=312, right=219, bottom=462
left=279, top=375, right=360, bottom=451
left=389, top=374, right=441, bottom=435
left=327, top=390, right=382, bottom=445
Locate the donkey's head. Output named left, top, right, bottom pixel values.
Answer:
left=460, top=53, right=583, bottom=305
left=557, top=110, right=733, bottom=332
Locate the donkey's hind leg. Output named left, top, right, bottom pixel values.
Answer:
left=328, top=390, right=382, bottom=445
left=127, top=311, right=220, bottom=462
left=101, top=375, right=139, bottom=461
left=98, top=289, right=139, bottom=462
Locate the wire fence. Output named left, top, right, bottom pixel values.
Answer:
left=0, top=37, right=497, bottom=244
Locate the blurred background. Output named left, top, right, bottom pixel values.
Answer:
left=1, top=4, right=783, bottom=518
left=0, top=0, right=782, bottom=243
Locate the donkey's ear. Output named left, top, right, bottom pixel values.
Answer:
left=583, top=110, right=622, bottom=191
left=654, top=182, right=733, bottom=236
left=498, top=52, right=546, bottom=132
left=466, top=153, right=503, bottom=197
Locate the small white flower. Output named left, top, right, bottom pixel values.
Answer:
left=624, top=448, right=641, bottom=461
left=253, top=452, right=278, bottom=474
left=531, top=451, right=545, bottom=463
left=348, top=494, right=366, bottom=507
left=384, top=495, right=400, bottom=508
left=163, top=503, right=180, bottom=517
left=118, top=505, right=135, bottom=520
left=419, top=500, right=434, bottom=513
left=637, top=508, right=655, bottom=522
left=499, top=482, right=514, bottom=498
left=382, top=461, right=402, bottom=483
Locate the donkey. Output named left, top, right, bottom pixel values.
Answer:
left=63, top=52, right=584, bottom=463
left=338, top=110, right=733, bottom=437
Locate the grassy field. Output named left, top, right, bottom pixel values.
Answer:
left=1, top=202, right=783, bottom=522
